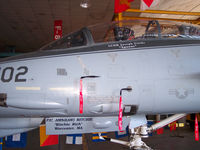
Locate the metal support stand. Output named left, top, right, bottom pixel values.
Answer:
left=129, top=126, right=151, bottom=150
left=98, top=113, right=186, bottom=150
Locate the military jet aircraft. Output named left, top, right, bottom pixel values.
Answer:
left=0, top=19, right=200, bottom=149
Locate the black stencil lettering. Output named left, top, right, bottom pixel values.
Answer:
left=1, top=67, right=14, bottom=82
left=15, top=66, right=28, bottom=82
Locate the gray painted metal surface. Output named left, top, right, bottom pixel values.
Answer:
left=0, top=20, right=200, bottom=137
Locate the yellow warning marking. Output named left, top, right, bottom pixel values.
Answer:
left=168, top=123, right=185, bottom=127
left=93, top=132, right=107, bottom=134
left=16, top=87, right=41, bottom=90
left=176, top=123, right=184, bottom=127
left=49, top=87, right=78, bottom=94
left=49, top=87, right=73, bottom=91
left=92, top=137, right=100, bottom=140
left=92, top=136, right=107, bottom=140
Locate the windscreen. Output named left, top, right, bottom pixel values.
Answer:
left=40, top=29, right=87, bottom=50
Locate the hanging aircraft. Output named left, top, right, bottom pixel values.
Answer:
left=0, top=19, right=200, bottom=149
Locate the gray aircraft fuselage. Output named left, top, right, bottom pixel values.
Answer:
left=0, top=20, right=200, bottom=137
left=0, top=38, right=200, bottom=118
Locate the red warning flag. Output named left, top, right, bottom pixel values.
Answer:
left=114, top=0, right=134, bottom=13
left=118, top=96, right=123, bottom=131
left=142, top=0, right=154, bottom=7
left=195, top=114, right=199, bottom=141
left=40, top=125, right=58, bottom=147
left=79, top=79, right=83, bottom=114
left=141, top=0, right=159, bottom=11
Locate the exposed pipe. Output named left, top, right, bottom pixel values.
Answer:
left=126, top=9, right=200, bottom=16
left=123, top=16, right=200, bottom=24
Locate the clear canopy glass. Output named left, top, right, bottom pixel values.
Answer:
left=40, top=19, right=200, bottom=51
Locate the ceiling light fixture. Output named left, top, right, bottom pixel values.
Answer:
left=80, top=0, right=91, bottom=8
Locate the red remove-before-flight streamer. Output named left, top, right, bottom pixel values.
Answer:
left=79, top=79, right=83, bottom=114
left=118, top=95, right=123, bottom=131
left=195, top=114, right=199, bottom=141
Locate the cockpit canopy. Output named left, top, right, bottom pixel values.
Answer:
left=40, top=20, right=200, bottom=51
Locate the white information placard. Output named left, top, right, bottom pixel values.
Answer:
left=46, top=116, right=130, bottom=135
